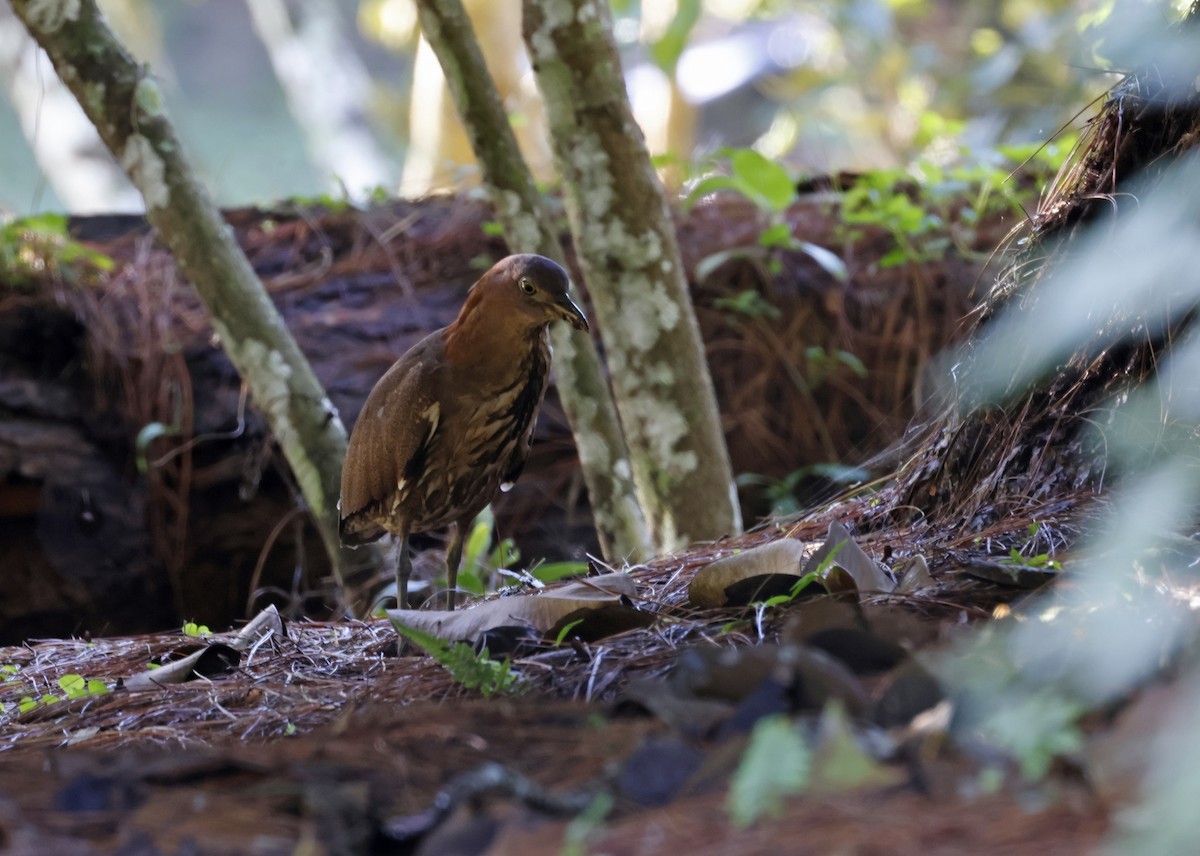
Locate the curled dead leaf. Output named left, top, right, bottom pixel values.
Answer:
left=123, top=643, right=240, bottom=691
left=804, top=521, right=895, bottom=595
left=895, top=554, right=935, bottom=593
left=387, top=572, right=644, bottom=644
left=687, top=540, right=807, bottom=608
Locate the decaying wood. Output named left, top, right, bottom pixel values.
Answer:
left=0, top=189, right=992, bottom=640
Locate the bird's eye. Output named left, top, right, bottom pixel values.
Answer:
left=519, top=277, right=536, bottom=295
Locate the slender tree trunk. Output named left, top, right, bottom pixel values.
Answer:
left=402, top=0, right=554, bottom=195
left=523, top=0, right=742, bottom=550
left=9, top=0, right=378, bottom=611
left=414, top=0, right=651, bottom=564
left=246, top=0, right=393, bottom=197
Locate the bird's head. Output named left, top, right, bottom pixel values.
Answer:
left=473, top=254, right=589, bottom=333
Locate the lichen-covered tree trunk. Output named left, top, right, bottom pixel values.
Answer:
left=414, top=0, right=650, bottom=563
left=10, top=0, right=377, bottom=611
left=523, top=0, right=742, bottom=550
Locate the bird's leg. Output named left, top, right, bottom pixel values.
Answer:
left=444, top=520, right=469, bottom=611
left=395, top=533, right=412, bottom=609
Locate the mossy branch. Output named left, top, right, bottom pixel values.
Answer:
left=10, top=0, right=379, bottom=613
left=414, top=0, right=650, bottom=564
left=523, top=0, right=742, bottom=549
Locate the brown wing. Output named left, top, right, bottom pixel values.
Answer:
left=338, top=333, right=445, bottom=545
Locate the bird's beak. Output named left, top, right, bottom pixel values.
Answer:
left=554, top=293, right=589, bottom=332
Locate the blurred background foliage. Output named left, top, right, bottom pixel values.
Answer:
left=0, top=0, right=1169, bottom=215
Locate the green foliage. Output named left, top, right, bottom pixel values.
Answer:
left=182, top=622, right=211, bottom=638
left=391, top=621, right=519, bottom=697
left=755, top=570, right=822, bottom=610
left=712, top=288, right=781, bottom=320
left=554, top=619, right=585, bottom=647
left=560, top=791, right=615, bottom=856
left=17, top=694, right=59, bottom=714
left=998, top=548, right=1060, bottom=570
left=737, top=463, right=869, bottom=518
left=526, top=561, right=590, bottom=585
left=457, top=506, right=521, bottom=596
left=999, top=522, right=1061, bottom=568
left=727, top=714, right=811, bottom=827
left=278, top=192, right=354, bottom=214
left=978, top=688, right=1085, bottom=780
left=838, top=123, right=1070, bottom=268
left=0, top=213, right=114, bottom=289
left=57, top=673, right=110, bottom=699
left=841, top=169, right=948, bottom=268
left=689, top=148, right=795, bottom=215
left=751, top=541, right=844, bottom=612
left=753, top=0, right=1094, bottom=170
left=938, top=629, right=1087, bottom=782
left=688, top=147, right=848, bottom=284
left=804, top=346, right=867, bottom=385
left=2, top=670, right=108, bottom=717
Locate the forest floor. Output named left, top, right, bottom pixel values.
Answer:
left=0, top=190, right=1159, bottom=854
left=0, top=486, right=1132, bottom=856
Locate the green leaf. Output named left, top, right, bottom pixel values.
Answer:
left=809, top=701, right=902, bottom=792
left=530, top=561, right=589, bottom=584
left=979, top=689, right=1084, bottom=780
left=11, top=213, right=68, bottom=237
left=729, top=149, right=795, bottom=214
left=481, top=220, right=505, bottom=237
left=727, top=715, right=810, bottom=827
left=803, top=462, right=870, bottom=484
left=554, top=619, right=585, bottom=646
left=685, top=175, right=752, bottom=210
left=713, top=289, right=781, bottom=320
left=391, top=620, right=519, bottom=696
left=58, top=674, right=86, bottom=697
left=753, top=570, right=820, bottom=609
left=464, top=506, right=494, bottom=563
left=757, top=222, right=794, bottom=249
left=833, top=350, right=867, bottom=377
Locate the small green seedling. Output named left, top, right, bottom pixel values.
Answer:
left=392, top=621, right=519, bottom=697
left=58, top=673, right=110, bottom=699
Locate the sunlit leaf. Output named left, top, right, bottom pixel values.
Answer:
left=729, top=148, right=795, bottom=214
